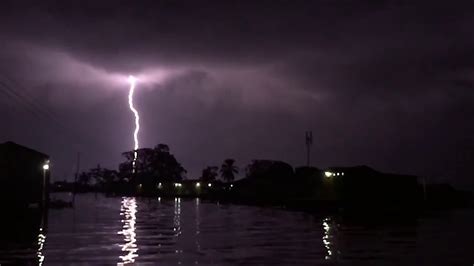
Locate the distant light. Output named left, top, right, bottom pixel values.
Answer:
left=158, top=182, right=162, bottom=189
left=158, top=197, right=161, bottom=202
left=336, top=173, right=340, bottom=176
left=230, top=184, right=234, bottom=188
left=324, top=171, right=333, bottom=178
left=196, top=182, right=201, bottom=187
left=174, top=183, right=182, bottom=187
left=342, top=172, right=344, bottom=176
left=138, top=183, right=142, bottom=188
left=208, top=183, right=212, bottom=187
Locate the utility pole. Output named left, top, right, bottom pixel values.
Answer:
left=42, top=160, right=50, bottom=208
left=72, top=152, right=80, bottom=206
left=422, top=176, right=427, bottom=201
left=305, top=131, right=313, bottom=167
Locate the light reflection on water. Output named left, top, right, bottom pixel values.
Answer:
left=174, top=197, right=181, bottom=236
left=322, top=216, right=341, bottom=261
left=174, top=197, right=183, bottom=258
left=1, top=194, right=473, bottom=265
left=322, top=217, right=333, bottom=260
left=37, top=228, right=46, bottom=265
left=118, top=197, right=138, bottom=264
left=195, top=198, right=201, bottom=255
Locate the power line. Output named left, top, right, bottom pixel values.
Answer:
left=0, top=79, right=71, bottom=131
left=1, top=76, right=62, bottom=121
left=0, top=82, right=46, bottom=119
left=0, top=78, right=107, bottom=152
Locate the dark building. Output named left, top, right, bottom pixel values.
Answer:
left=246, top=160, right=294, bottom=180
left=230, top=160, right=296, bottom=201
left=0, top=141, right=50, bottom=209
left=322, top=166, right=419, bottom=203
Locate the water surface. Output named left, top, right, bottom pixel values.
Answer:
left=0, top=193, right=472, bottom=265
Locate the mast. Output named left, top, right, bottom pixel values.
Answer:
left=72, top=152, right=80, bottom=206
left=305, top=131, right=313, bottom=167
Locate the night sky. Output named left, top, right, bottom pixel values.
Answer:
left=1, top=1, right=473, bottom=189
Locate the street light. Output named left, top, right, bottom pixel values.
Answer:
left=324, top=171, right=333, bottom=178
left=42, top=160, right=50, bottom=205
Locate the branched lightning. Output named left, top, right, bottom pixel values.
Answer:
left=128, top=75, right=140, bottom=173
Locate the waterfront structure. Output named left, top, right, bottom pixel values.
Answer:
left=0, top=141, right=50, bottom=208
left=320, top=166, right=419, bottom=203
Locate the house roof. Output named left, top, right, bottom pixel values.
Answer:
left=0, top=141, right=49, bottom=158
left=326, top=165, right=378, bottom=173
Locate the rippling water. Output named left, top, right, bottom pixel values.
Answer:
left=0, top=193, right=473, bottom=265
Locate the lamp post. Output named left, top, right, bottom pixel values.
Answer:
left=305, top=131, right=313, bottom=167
left=42, top=161, right=50, bottom=205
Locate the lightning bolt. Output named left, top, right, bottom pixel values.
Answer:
left=128, top=75, right=139, bottom=173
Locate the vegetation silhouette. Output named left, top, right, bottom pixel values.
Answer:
left=220, top=159, right=238, bottom=183
left=48, top=142, right=471, bottom=210
left=120, top=144, right=186, bottom=181
left=71, top=144, right=185, bottom=194
left=200, top=166, right=218, bottom=182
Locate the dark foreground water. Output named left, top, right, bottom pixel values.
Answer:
left=0, top=193, right=473, bottom=265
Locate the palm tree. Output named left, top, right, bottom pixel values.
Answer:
left=220, top=159, right=238, bottom=182
left=201, top=166, right=218, bottom=182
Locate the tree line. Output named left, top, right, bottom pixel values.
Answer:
left=74, top=144, right=239, bottom=191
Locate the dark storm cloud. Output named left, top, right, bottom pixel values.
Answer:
left=1, top=0, right=473, bottom=188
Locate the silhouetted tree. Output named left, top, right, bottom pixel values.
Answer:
left=119, top=144, right=186, bottom=184
left=119, top=148, right=149, bottom=175
left=201, top=166, right=218, bottom=182
left=89, top=164, right=104, bottom=184
left=246, top=160, right=293, bottom=180
left=87, top=164, right=119, bottom=186
left=101, top=169, right=119, bottom=185
left=220, top=159, right=238, bottom=182
left=77, top=172, right=91, bottom=186
left=156, top=144, right=170, bottom=153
